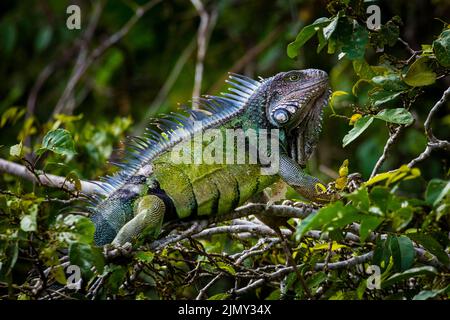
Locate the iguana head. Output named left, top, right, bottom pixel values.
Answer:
left=265, top=69, right=331, bottom=166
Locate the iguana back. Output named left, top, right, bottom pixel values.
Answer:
left=90, top=69, right=332, bottom=245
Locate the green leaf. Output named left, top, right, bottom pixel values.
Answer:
left=54, top=113, right=83, bottom=124
left=404, top=56, right=436, bottom=87
left=20, top=206, right=38, bottom=232
left=366, top=166, right=420, bottom=187
left=306, top=271, right=327, bottom=290
left=413, top=285, right=450, bottom=300
left=95, top=49, right=124, bottom=86
left=0, top=23, right=17, bottom=54
left=69, top=243, right=104, bottom=276
left=371, top=16, right=401, bottom=48
left=322, top=15, right=339, bottom=40
left=135, top=251, right=154, bottom=263
left=371, top=74, right=408, bottom=91
left=433, top=29, right=450, bottom=67
left=390, top=207, right=413, bottom=231
left=425, top=179, right=450, bottom=207
left=329, top=90, right=348, bottom=113
left=342, top=116, right=374, bottom=147
left=265, top=289, right=281, bottom=300
left=217, top=261, right=236, bottom=276
left=295, top=201, right=361, bottom=239
left=208, top=293, right=231, bottom=300
left=316, top=28, right=327, bottom=53
left=369, top=186, right=393, bottom=213
left=20, top=212, right=37, bottom=232
left=37, top=128, right=77, bottom=157
left=373, top=236, right=393, bottom=270
left=370, top=90, right=403, bottom=108
left=359, top=216, right=383, bottom=242
left=10, top=141, right=23, bottom=158
left=2, top=240, right=19, bottom=276
left=353, top=59, right=376, bottom=79
left=346, top=186, right=370, bottom=211
left=373, top=108, right=414, bottom=125
left=390, top=235, right=415, bottom=271
left=35, top=26, right=53, bottom=52
left=56, top=214, right=95, bottom=244
left=287, top=17, right=330, bottom=58
left=1, top=107, right=25, bottom=128
left=341, top=22, right=369, bottom=60
left=382, top=266, right=437, bottom=288
left=408, top=233, right=449, bottom=266
left=105, top=265, right=127, bottom=294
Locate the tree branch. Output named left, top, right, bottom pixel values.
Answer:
left=370, top=125, right=403, bottom=179
left=0, top=158, right=102, bottom=194
left=408, top=86, right=450, bottom=167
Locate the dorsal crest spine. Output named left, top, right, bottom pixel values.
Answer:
left=89, top=73, right=264, bottom=205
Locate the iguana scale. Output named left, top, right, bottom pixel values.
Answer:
left=89, top=69, right=333, bottom=246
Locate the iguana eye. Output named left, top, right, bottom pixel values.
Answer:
left=288, top=74, right=300, bottom=81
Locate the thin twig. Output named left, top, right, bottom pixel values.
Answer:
left=370, top=125, right=403, bottom=178
left=195, top=273, right=222, bottom=300
left=408, top=86, right=450, bottom=167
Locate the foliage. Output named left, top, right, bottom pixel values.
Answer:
left=0, top=0, right=449, bottom=300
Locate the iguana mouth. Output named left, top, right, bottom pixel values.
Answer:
left=287, top=87, right=331, bottom=166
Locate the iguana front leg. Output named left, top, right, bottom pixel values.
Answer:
left=112, top=195, right=165, bottom=246
left=279, top=153, right=337, bottom=203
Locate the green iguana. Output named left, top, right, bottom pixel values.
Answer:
left=89, top=69, right=334, bottom=246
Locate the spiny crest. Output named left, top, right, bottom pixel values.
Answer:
left=87, top=73, right=264, bottom=208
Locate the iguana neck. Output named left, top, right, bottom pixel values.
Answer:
left=228, top=79, right=273, bottom=131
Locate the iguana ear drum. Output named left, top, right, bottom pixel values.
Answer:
left=269, top=101, right=300, bottom=128
left=272, top=109, right=289, bottom=124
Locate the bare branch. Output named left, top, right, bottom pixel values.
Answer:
left=233, top=202, right=316, bottom=219
left=195, top=273, right=222, bottom=300
left=193, top=223, right=291, bottom=238
left=423, top=86, right=450, bottom=140
left=314, top=252, right=374, bottom=270
left=370, top=125, right=403, bottom=179
left=0, top=158, right=102, bottom=194
left=408, top=86, right=450, bottom=167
